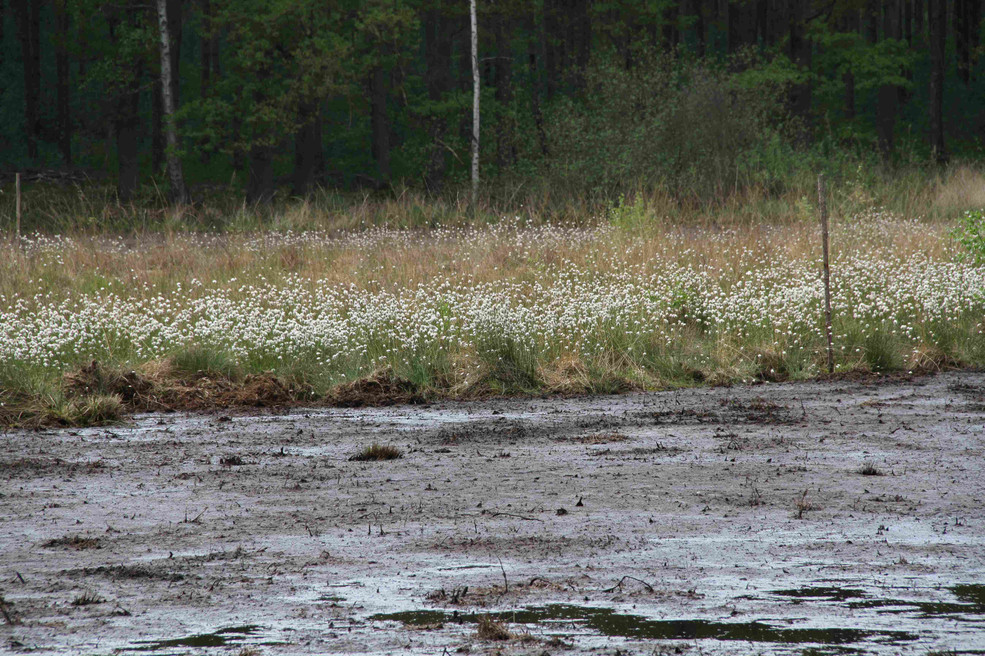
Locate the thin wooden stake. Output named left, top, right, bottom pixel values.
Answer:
left=818, top=174, right=834, bottom=374
left=15, top=172, right=22, bottom=245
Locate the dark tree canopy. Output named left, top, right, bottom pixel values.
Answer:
left=0, top=0, right=983, bottom=201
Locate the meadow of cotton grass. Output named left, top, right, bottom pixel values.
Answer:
left=1, top=203, right=983, bottom=427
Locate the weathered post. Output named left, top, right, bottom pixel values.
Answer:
left=818, top=174, right=834, bottom=374
left=15, top=172, right=22, bottom=245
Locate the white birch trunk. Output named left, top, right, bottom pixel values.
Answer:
left=157, top=0, right=188, bottom=205
left=470, top=0, right=479, bottom=204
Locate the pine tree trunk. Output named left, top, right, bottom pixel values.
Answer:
left=13, top=0, right=41, bottom=160
left=928, top=0, right=948, bottom=164
left=116, top=91, right=141, bottom=202
left=470, top=0, right=479, bottom=204
left=246, top=145, right=274, bottom=204
left=788, top=0, right=812, bottom=138
left=494, top=13, right=515, bottom=169
left=527, top=8, right=548, bottom=157
left=55, top=0, right=72, bottom=165
left=877, top=0, right=900, bottom=159
left=157, top=0, right=188, bottom=204
left=292, top=102, right=324, bottom=196
left=424, top=5, right=452, bottom=192
left=370, top=66, right=391, bottom=185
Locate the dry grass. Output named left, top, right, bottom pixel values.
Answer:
left=859, top=463, right=885, bottom=476
left=349, top=443, right=403, bottom=462
left=43, top=535, right=102, bottom=550
left=70, top=591, right=105, bottom=607
left=1, top=172, right=983, bottom=426
left=475, top=615, right=515, bottom=641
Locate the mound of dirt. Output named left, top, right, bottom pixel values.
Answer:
left=328, top=370, right=425, bottom=407
left=63, top=360, right=155, bottom=405
left=219, top=373, right=305, bottom=407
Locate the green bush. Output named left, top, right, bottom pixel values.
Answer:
left=953, top=209, right=985, bottom=265
left=543, top=51, right=794, bottom=199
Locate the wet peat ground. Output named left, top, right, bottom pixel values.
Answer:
left=2, top=372, right=984, bottom=655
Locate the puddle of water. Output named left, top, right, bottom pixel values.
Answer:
left=370, top=604, right=918, bottom=646
left=130, top=625, right=260, bottom=651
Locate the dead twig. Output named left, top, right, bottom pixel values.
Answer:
left=601, top=575, right=655, bottom=593
left=0, top=594, right=19, bottom=625
left=485, top=511, right=544, bottom=522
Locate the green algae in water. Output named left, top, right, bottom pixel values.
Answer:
left=772, top=584, right=985, bottom=620
left=773, top=587, right=868, bottom=602
left=370, top=605, right=918, bottom=645
left=131, top=625, right=260, bottom=651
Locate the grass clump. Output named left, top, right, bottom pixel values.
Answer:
left=475, top=615, right=514, bottom=641
left=859, top=463, right=885, bottom=476
left=349, top=443, right=403, bottom=462
left=71, top=591, right=105, bottom=607
left=42, top=535, right=102, bottom=550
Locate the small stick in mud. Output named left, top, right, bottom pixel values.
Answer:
left=602, top=575, right=655, bottom=593
left=497, top=557, right=509, bottom=594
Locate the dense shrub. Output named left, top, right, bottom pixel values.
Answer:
left=543, top=52, right=796, bottom=199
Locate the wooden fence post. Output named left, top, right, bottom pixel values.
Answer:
left=15, top=172, right=22, bottom=246
left=818, top=174, right=834, bottom=374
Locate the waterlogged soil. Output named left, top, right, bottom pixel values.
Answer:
left=2, top=372, right=985, bottom=655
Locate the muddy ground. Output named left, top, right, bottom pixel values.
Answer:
left=2, top=372, right=984, bottom=655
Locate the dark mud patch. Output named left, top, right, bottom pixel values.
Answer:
left=0, top=457, right=108, bottom=478
left=41, top=535, right=102, bottom=550
left=640, top=397, right=802, bottom=426
left=372, top=604, right=919, bottom=646
left=560, top=432, right=630, bottom=444
left=71, top=564, right=187, bottom=583
left=434, top=419, right=534, bottom=445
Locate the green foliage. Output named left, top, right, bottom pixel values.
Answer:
left=952, top=209, right=985, bottom=265
left=544, top=52, right=793, bottom=199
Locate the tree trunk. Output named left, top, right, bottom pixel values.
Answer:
left=842, top=10, right=858, bottom=120
left=292, top=103, right=323, bottom=196
left=55, top=0, right=72, bottom=165
left=167, top=0, right=181, bottom=106
left=788, top=0, right=812, bottom=137
left=246, top=145, right=274, bottom=204
left=928, top=0, right=947, bottom=164
left=470, top=0, right=479, bottom=204
left=692, top=0, right=706, bottom=56
left=116, top=91, right=141, bottom=203
left=157, top=0, right=188, bottom=204
left=527, top=9, right=548, bottom=157
left=544, top=0, right=560, bottom=98
left=877, top=0, right=900, bottom=159
left=494, top=13, right=515, bottom=169
left=152, top=79, right=164, bottom=172
left=13, top=0, right=41, bottom=160
left=424, top=4, right=453, bottom=192
left=199, top=0, right=218, bottom=94
left=370, top=66, right=391, bottom=185
left=914, top=0, right=925, bottom=41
